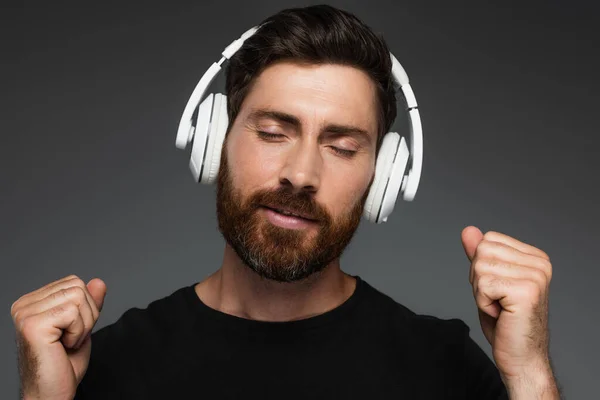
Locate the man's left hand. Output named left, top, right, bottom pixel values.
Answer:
left=461, top=226, right=560, bottom=399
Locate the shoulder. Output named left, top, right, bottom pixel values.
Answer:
left=357, top=278, right=479, bottom=366
left=92, top=283, right=194, bottom=343
left=358, top=278, right=508, bottom=399
left=358, top=277, right=470, bottom=339
left=75, top=284, right=195, bottom=398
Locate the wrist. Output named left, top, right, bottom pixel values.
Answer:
left=22, top=392, right=74, bottom=400
left=503, top=366, right=559, bottom=400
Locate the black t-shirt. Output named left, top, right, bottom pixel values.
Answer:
left=75, top=276, right=508, bottom=399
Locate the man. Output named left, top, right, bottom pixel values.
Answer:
left=11, top=5, right=560, bottom=399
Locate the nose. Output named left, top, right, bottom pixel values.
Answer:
left=278, top=140, right=322, bottom=194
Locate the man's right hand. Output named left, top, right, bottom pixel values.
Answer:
left=10, top=275, right=107, bottom=400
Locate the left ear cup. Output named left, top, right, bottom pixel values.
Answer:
left=377, top=134, right=409, bottom=223
left=200, top=93, right=229, bottom=184
left=363, top=132, right=400, bottom=223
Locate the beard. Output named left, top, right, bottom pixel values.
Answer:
left=215, top=148, right=368, bottom=283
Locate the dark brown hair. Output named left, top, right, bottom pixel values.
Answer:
left=224, top=4, right=397, bottom=153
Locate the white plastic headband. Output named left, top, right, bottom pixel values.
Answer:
left=176, top=25, right=422, bottom=201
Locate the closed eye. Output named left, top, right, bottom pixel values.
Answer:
left=329, top=146, right=357, bottom=158
left=257, top=131, right=285, bottom=140
left=258, top=131, right=357, bottom=158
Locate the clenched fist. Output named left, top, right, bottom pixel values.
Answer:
left=10, top=275, right=107, bottom=400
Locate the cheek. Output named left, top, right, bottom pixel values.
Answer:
left=322, top=165, right=372, bottom=216
left=227, top=133, right=282, bottom=190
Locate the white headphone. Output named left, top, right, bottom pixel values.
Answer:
left=176, top=25, right=423, bottom=224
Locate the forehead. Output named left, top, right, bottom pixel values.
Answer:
left=240, top=61, right=379, bottom=135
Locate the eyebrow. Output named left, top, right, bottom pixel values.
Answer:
left=246, top=108, right=373, bottom=145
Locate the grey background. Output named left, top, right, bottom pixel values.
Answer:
left=2, top=0, right=598, bottom=398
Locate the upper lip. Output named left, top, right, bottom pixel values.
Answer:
left=263, top=205, right=317, bottom=221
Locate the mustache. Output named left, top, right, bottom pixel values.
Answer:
left=248, top=187, right=331, bottom=223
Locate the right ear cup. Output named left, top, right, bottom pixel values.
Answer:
left=363, top=132, right=400, bottom=223
left=201, top=93, right=229, bottom=184
left=189, top=93, right=215, bottom=182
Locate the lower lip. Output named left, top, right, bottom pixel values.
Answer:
left=261, top=207, right=317, bottom=230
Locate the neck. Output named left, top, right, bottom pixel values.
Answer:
left=194, top=244, right=357, bottom=322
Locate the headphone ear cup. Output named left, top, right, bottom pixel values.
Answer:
left=363, top=132, right=400, bottom=223
left=378, top=135, right=410, bottom=223
left=200, top=93, right=229, bottom=184
left=189, top=93, right=215, bottom=182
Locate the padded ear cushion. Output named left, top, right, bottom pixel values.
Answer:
left=189, top=93, right=214, bottom=182
left=201, top=93, right=229, bottom=184
left=378, top=135, right=409, bottom=223
left=363, top=132, right=400, bottom=222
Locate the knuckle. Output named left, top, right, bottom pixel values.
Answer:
left=13, top=312, right=23, bottom=326
left=69, top=285, right=87, bottom=302
left=483, top=258, right=499, bottom=271
left=483, top=231, right=499, bottom=241
left=539, top=250, right=551, bottom=261
left=472, top=255, right=490, bottom=272
left=475, top=240, right=494, bottom=257
left=69, top=276, right=86, bottom=288
left=541, top=258, right=553, bottom=275
left=10, top=300, right=20, bottom=317
left=471, top=253, right=483, bottom=267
